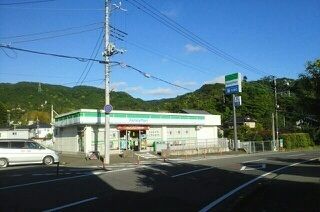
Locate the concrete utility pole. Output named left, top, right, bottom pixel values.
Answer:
left=104, top=0, right=111, bottom=165
left=272, top=112, right=275, bottom=150
left=232, top=94, right=238, bottom=151
left=273, top=77, right=279, bottom=150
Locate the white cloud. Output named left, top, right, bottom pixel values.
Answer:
left=111, top=81, right=127, bottom=91
left=185, top=44, right=205, bottom=53
left=174, top=80, right=197, bottom=87
left=161, top=58, right=169, bottom=63
left=124, top=86, right=143, bottom=93
left=205, top=75, right=225, bottom=84
left=162, top=9, right=178, bottom=19
left=145, top=87, right=174, bottom=96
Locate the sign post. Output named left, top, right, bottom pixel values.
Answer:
left=225, top=73, right=242, bottom=151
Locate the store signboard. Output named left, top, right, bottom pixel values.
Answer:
left=225, top=73, right=242, bottom=95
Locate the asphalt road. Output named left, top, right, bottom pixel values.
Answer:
left=0, top=150, right=319, bottom=211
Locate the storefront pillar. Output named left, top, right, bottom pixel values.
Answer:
left=83, top=126, right=93, bottom=154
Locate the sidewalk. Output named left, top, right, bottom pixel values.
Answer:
left=58, top=150, right=249, bottom=168
left=58, top=152, right=158, bottom=168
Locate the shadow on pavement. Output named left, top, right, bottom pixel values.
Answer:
left=0, top=155, right=319, bottom=211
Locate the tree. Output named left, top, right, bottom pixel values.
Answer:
left=0, top=102, right=8, bottom=127
left=296, top=59, right=320, bottom=119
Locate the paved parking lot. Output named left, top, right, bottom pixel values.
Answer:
left=0, top=150, right=319, bottom=211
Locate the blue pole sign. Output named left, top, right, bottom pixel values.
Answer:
left=104, top=104, right=113, bottom=114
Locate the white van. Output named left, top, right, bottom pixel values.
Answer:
left=0, top=139, right=59, bottom=168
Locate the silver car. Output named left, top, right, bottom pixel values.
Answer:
left=0, top=139, right=59, bottom=168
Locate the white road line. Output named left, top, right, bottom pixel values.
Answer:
left=199, top=157, right=318, bottom=212
left=240, top=164, right=266, bottom=171
left=240, top=166, right=246, bottom=171
left=171, top=167, right=214, bottom=178
left=242, top=158, right=265, bottom=163
left=10, top=174, right=23, bottom=177
left=43, top=197, right=98, bottom=212
left=0, top=174, right=92, bottom=191
left=285, top=153, right=305, bottom=157
left=0, top=167, right=142, bottom=191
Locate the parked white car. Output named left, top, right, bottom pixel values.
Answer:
left=0, top=139, right=59, bottom=168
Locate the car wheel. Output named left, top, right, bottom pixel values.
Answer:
left=43, top=156, right=54, bottom=165
left=0, top=158, right=8, bottom=168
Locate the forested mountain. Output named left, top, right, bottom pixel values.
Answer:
left=0, top=78, right=300, bottom=129
left=0, top=59, right=319, bottom=142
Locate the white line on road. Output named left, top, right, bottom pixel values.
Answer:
left=0, top=167, right=140, bottom=191
left=285, top=153, right=305, bottom=157
left=0, top=174, right=92, bottom=191
left=240, top=164, right=266, bottom=171
left=10, top=174, right=23, bottom=177
left=43, top=197, right=98, bottom=212
left=199, top=157, right=318, bottom=212
left=171, top=167, right=214, bottom=178
left=242, top=158, right=265, bottom=163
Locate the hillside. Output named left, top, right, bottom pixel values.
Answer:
left=0, top=78, right=307, bottom=130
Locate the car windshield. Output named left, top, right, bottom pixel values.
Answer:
left=26, top=142, right=42, bottom=149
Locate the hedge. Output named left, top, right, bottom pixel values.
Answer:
left=281, top=133, right=315, bottom=149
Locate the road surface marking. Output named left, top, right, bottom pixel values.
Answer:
left=0, top=167, right=139, bottom=191
left=286, top=153, right=305, bottom=157
left=43, top=197, right=98, bottom=212
left=171, top=167, right=214, bottom=178
left=199, top=157, right=318, bottom=212
left=240, top=164, right=266, bottom=171
left=242, top=158, right=265, bottom=163
left=0, top=174, right=93, bottom=191
left=10, top=174, right=23, bottom=177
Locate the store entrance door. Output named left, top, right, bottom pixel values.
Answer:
left=118, top=125, right=149, bottom=151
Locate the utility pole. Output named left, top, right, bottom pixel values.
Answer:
left=233, top=94, right=238, bottom=151
left=104, top=0, right=111, bottom=165
left=273, top=77, right=279, bottom=150
left=272, top=113, right=275, bottom=150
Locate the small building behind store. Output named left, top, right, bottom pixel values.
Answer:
left=29, top=122, right=53, bottom=139
left=53, top=109, right=225, bottom=155
left=0, top=127, right=29, bottom=139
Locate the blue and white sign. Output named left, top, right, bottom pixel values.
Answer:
left=234, top=96, right=242, bottom=107
left=225, top=73, right=242, bottom=95
left=104, top=104, right=113, bottom=113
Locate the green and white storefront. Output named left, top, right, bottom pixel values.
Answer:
left=53, top=109, right=221, bottom=155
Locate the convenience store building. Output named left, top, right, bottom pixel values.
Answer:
left=53, top=109, right=221, bottom=154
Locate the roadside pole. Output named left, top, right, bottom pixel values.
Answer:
left=225, top=73, right=242, bottom=152
left=273, top=77, right=279, bottom=150
left=233, top=94, right=238, bottom=151
left=104, top=0, right=111, bottom=165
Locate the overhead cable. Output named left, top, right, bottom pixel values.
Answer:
left=77, top=29, right=104, bottom=85
left=127, top=0, right=271, bottom=77
left=9, top=27, right=103, bottom=44
left=0, top=44, right=113, bottom=64
left=0, top=22, right=103, bottom=40
left=0, top=44, right=189, bottom=91
left=0, top=0, right=56, bottom=6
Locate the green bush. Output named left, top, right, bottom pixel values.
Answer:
left=281, top=133, right=315, bottom=149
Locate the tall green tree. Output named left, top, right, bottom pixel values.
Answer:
left=0, top=102, right=8, bottom=127
left=296, top=59, right=320, bottom=119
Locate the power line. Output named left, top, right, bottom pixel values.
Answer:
left=123, top=64, right=192, bottom=91
left=80, top=32, right=104, bottom=85
left=126, top=0, right=271, bottom=77
left=0, top=44, right=112, bottom=64
left=126, top=40, right=211, bottom=75
left=0, top=44, right=189, bottom=91
left=76, top=29, right=104, bottom=85
left=0, top=7, right=103, bottom=11
left=0, top=22, right=103, bottom=39
left=9, top=27, right=103, bottom=44
left=0, top=0, right=56, bottom=6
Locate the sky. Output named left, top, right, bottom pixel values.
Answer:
left=0, top=0, right=319, bottom=100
